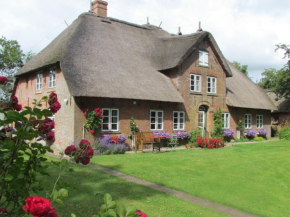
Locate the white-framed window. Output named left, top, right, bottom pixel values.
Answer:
left=256, top=115, right=263, bottom=129
left=102, top=108, right=119, bottom=132
left=190, top=74, right=201, bottom=92
left=173, top=111, right=185, bottom=130
left=36, top=74, right=42, bottom=91
left=222, top=113, right=230, bottom=129
left=207, top=76, right=216, bottom=94
left=199, top=50, right=209, bottom=67
left=244, top=114, right=252, bottom=129
left=48, top=70, right=56, bottom=88
left=150, top=110, right=163, bottom=130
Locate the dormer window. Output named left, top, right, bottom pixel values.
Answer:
left=36, top=74, right=42, bottom=91
left=49, top=70, right=56, bottom=88
left=199, top=50, right=208, bottom=67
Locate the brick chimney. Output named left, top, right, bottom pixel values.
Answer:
left=91, top=0, right=108, bottom=18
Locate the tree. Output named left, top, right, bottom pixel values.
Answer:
left=258, top=68, right=277, bottom=89
left=232, top=61, right=249, bottom=77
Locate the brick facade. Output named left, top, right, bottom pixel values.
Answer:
left=15, top=38, right=273, bottom=151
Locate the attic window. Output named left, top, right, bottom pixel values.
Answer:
left=49, top=70, right=56, bottom=88
left=199, top=50, right=208, bottom=67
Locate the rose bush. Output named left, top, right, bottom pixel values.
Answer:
left=196, top=138, right=225, bottom=149
left=83, top=107, right=104, bottom=133
left=23, top=196, right=57, bottom=217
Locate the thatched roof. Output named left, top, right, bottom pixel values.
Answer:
left=16, top=12, right=233, bottom=103
left=265, top=91, right=290, bottom=113
left=226, top=62, right=276, bottom=110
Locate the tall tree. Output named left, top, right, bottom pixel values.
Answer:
left=232, top=61, right=249, bottom=77
left=258, top=68, right=277, bottom=89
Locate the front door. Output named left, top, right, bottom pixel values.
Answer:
left=198, top=106, right=207, bottom=137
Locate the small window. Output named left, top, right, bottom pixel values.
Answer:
left=199, top=50, right=209, bottom=66
left=256, top=115, right=263, bottom=129
left=150, top=110, right=163, bottom=130
left=36, top=74, right=43, bottom=91
left=222, top=113, right=230, bottom=129
left=49, top=70, right=56, bottom=88
left=190, top=74, right=201, bottom=92
left=102, top=108, right=119, bottom=132
left=173, top=111, right=185, bottom=130
left=244, top=114, right=252, bottom=129
left=207, top=76, right=216, bottom=94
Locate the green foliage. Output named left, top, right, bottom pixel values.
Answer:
left=236, top=117, right=244, bottom=131
left=188, top=128, right=201, bottom=145
left=84, top=109, right=103, bottom=132
left=253, top=137, right=264, bottom=141
left=234, top=137, right=250, bottom=142
left=232, top=61, right=249, bottom=77
left=211, top=109, right=223, bottom=138
left=258, top=68, right=277, bottom=89
left=0, top=96, right=54, bottom=216
left=129, top=117, right=139, bottom=140
left=72, top=194, right=141, bottom=217
left=279, top=125, right=290, bottom=140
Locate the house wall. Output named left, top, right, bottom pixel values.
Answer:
left=165, top=38, right=229, bottom=135
left=14, top=68, right=75, bottom=153
left=271, top=113, right=290, bottom=132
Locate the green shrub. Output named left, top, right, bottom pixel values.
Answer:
left=253, top=137, right=264, bottom=141
left=211, top=109, right=223, bottom=138
left=188, top=128, right=201, bottom=145
left=279, top=125, right=290, bottom=140
left=234, top=137, right=250, bottom=142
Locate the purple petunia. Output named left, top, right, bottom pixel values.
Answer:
left=245, top=129, right=256, bottom=137
left=223, top=129, right=234, bottom=137
left=174, top=131, right=191, bottom=139
left=257, top=129, right=268, bottom=136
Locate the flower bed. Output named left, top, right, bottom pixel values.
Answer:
left=244, top=129, right=256, bottom=139
left=223, top=129, right=234, bottom=142
left=95, top=134, right=128, bottom=155
left=257, top=129, right=268, bottom=138
left=196, top=138, right=225, bottom=149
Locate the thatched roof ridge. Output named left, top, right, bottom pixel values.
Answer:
left=265, top=90, right=290, bottom=113
left=226, top=61, right=276, bottom=110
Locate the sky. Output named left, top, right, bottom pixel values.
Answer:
left=0, top=0, right=289, bottom=82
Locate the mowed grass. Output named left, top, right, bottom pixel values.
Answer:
left=90, top=140, right=290, bottom=217
left=41, top=156, right=228, bottom=217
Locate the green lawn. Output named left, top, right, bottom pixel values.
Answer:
left=90, top=140, right=290, bottom=217
left=41, top=156, right=228, bottom=217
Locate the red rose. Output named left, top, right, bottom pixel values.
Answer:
left=13, top=103, right=22, bottom=111
left=50, top=101, right=61, bottom=114
left=0, top=208, right=7, bottom=215
left=190, top=145, right=193, bottom=149
left=136, top=210, right=148, bottom=217
left=89, top=130, right=95, bottom=134
left=43, top=207, right=58, bottom=217
left=64, top=145, right=77, bottom=155
left=49, top=92, right=58, bottom=103
left=38, top=118, right=54, bottom=134
left=0, top=76, right=8, bottom=85
left=22, top=196, right=52, bottom=216
left=81, top=157, right=90, bottom=165
left=46, top=131, right=55, bottom=141
left=79, top=139, right=90, bottom=149
left=136, top=210, right=142, bottom=215
left=11, top=95, right=18, bottom=104
left=86, top=146, right=94, bottom=157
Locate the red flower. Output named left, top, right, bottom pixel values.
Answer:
left=0, top=208, right=7, bottom=215
left=81, top=157, right=90, bottom=165
left=11, top=95, right=18, bottom=104
left=48, top=92, right=61, bottom=113
left=13, top=103, right=22, bottom=111
left=89, top=130, right=95, bottom=134
left=185, top=144, right=188, bottom=149
left=38, top=118, right=54, bottom=134
left=136, top=210, right=148, bottom=217
left=22, top=196, right=57, bottom=216
left=0, top=76, right=8, bottom=84
left=50, top=101, right=61, bottom=114
left=46, top=131, right=55, bottom=141
left=79, top=139, right=90, bottom=149
left=190, top=145, right=193, bottom=149
left=64, top=145, right=77, bottom=155
left=86, top=146, right=94, bottom=157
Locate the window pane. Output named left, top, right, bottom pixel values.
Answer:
left=151, top=118, right=155, bottom=123
left=103, top=116, right=109, bottom=123
left=199, top=51, right=203, bottom=64
left=103, top=109, right=109, bottom=116
left=157, top=112, right=162, bottom=118
left=158, top=117, right=162, bottom=123
left=173, top=112, right=178, bottom=118
left=157, top=124, right=162, bottom=130
left=150, top=124, right=155, bottom=130
left=173, top=118, right=178, bottom=124
left=204, top=52, right=209, bottom=65
left=112, top=110, right=118, bottom=116
left=151, top=111, right=156, bottom=117
left=173, top=124, right=178, bottom=130
left=111, top=117, right=117, bottom=124
left=111, top=124, right=117, bottom=130
left=102, top=123, right=109, bottom=130
left=180, top=124, right=184, bottom=130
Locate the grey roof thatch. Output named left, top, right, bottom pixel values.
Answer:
left=265, top=91, right=290, bottom=113
left=16, top=12, right=233, bottom=103
left=226, top=61, right=276, bottom=110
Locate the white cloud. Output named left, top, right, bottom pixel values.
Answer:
left=0, top=0, right=289, bottom=81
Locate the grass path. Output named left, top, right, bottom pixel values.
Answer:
left=91, top=140, right=290, bottom=217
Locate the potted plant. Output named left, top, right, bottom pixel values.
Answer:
left=236, top=117, right=244, bottom=139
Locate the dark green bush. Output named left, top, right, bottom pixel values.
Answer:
left=279, top=125, right=290, bottom=140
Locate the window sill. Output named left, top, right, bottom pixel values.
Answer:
left=207, top=93, right=218, bottom=97
left=190, top=92, right=202, bottom=95
left=35, top=90, right=42, bottom=94
left=199, top=65, right=209, bottom=68
left=47, top=88, right=56, bottom=93
left=101, top=131, right=120, bottom=134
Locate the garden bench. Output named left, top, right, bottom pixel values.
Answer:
left=134, top=132, right=163, bottom=153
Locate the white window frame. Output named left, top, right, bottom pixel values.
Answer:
left=173, top=111, right=185, bottom=130
left=101, top=108, right=119, bottom=132
left=207, top=76, right=217, bottom=94
left=244, top=114, right=252, bottom=129
left=48, top=70, right=56, bottom=88
left=222, top=113, right=230, bottom=129
left=150, top=110, right=163, bottom=131
left=36, top=74, right=42, bottom=91
left=256, top=115, right=263, bottom=129
left=190, top=74, right=201, bottom=93
left=199, top=50, right=209, bottom=67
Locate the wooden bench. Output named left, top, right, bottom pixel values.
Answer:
left=134, top=132, right=162, bottom=153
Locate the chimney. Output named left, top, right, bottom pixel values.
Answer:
left=91, top=0, right=108, bottom=18
left=197, top=21, right=203, bottom=32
